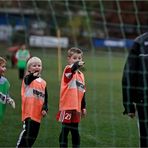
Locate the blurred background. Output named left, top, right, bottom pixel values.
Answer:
left=0, top=1, right=147, bottom=49
left=0, top=0, right=148, bottom=147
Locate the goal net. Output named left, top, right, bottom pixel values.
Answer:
left=0, top=0, right=148, bottom=147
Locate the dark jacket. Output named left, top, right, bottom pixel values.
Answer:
left=122, top=32, right=148, bottom=114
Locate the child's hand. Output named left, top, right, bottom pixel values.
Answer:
left=33, top=71, right=40, bottom=77
left=81, top=108, right=87, bottom=118
left=7, top=97, right=15, bottom=109
left=78, top=61, right=85, bottom=67
left=42, top=110, right=47, bottom=117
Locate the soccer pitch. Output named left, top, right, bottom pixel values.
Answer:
left=0, top=48, right=139, bottom=147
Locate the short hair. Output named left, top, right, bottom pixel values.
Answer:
left=67, top=47, right=83, bottom=57
left=0, top=57, right=6, bottom=66
left=27, top=57, right=42, bottom=70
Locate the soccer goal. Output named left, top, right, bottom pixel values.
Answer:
left=0, top=1, right=147, bottom=147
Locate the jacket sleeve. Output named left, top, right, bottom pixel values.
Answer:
left=81, top=93, right=86, bottom=110
left=71, top=61, right=81, bottom=73
left=122, top=42, right=139, bottom=114
left=64, top=62, right=81, bottom=83
left=42, top=87, right=48, bottom=112
left=24, top=73, right=38, bottom=85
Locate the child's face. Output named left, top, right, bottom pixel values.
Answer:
left=28, top=62, right=42, bottom=74
left=0, top=63, right=6, bottom=76
left=68, top=53, right=83, bottom=65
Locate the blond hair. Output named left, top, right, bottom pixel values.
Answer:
left=0, top=57, right=6, bottom=66
left=27, top=57, right=42, bottom=70
left=67, top=47, right=83, bottom=57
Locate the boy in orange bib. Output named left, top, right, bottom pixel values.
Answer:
left=56, top=47, right=87, bottom=148
left=16, top=57, right=48, bottom=147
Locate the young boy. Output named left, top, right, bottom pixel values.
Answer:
left=56, top=47, right=87, bottom=148
left=15, top=44, right=30, bottom=79
left=0, top=57, right=15, bottom=123
left=16, top=56, right=48, bottom=147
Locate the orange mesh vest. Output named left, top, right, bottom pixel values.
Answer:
left=21, top=77, right=46, bottom=123
left=59, top=66, right=86, bottom=112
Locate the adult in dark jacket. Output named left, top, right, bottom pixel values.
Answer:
left=122, top=32, right=148, bottom=147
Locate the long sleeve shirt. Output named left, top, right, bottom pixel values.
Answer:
left=63, top=61, right=86, bottom=110
left=24, top=73, right=48, bottom=112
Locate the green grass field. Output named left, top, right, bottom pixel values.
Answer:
left=0, top=47, right=139, bottom=147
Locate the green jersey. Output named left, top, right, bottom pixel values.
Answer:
left=0, top=76, right=10, bottom=122
left=16, top=49, right=30, bottom=68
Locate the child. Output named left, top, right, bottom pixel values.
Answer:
left=16, top=56, right=48, bottom=147
left=15, top=44, right=31, bottom=79
left=0, top=57, right=15, bottom=123
left=56, top=47, right=87, bottom=148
